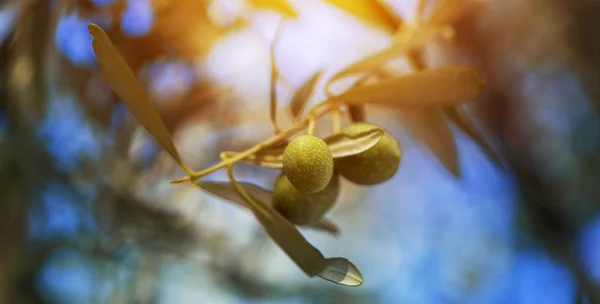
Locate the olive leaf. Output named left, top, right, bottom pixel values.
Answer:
left=225, top=167, right=362, bottom=284
left=322, top=0, right=402, bottom=33
left=248, top=0, right=297, bottom=18
left=331, top=66, right=485, bottom=108
left=222, top=144, right=285, bottom=168
left=319, top=257, right=364, bottom=287
left=304, top=219, right=340, bottom=236
left=324, top=26, right=441, bottom=94
left=289, top=70, right=323, bottom=120
left=88, top=24, right=192, bottom=174
left=193, top=180, right=340, bottom=237
left=324, top=128, right=384, bottom=158
left=443, top=107, right=504, bottom=170
left=269, top=19, right=285, bottom=133
left=400, top=108, right=460, bottom=177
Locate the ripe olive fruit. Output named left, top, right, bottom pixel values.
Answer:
left=283, top=135, right=334, bottom=193
left=334, top=122, right=401, bottom=185
left=272, top=174, right=340, bottom=225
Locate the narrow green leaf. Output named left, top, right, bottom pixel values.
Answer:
left=318, top=257, right=364, bottom=287
left=331, top=66, right=485, bottom=107
left=289, top=70, right=323, bottom=120
left=443, top=107, right=504, bottom=170
left=249, top=0, right=298, bottom=18
left=324, top=128, right=384, bottom=158
left=88, top=24, right=190, bottom=174
left=400, top=108, right=460, bottom=177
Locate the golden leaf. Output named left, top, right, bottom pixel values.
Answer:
left=88, top=24, right=192, bottom=174
left=443, top=107, right=504, bottom=170
left=194, top=180, right=340, bottom=236
left=324, top=128, right=384, bottom=158
left=400, top=108, right=460, bottom=177
left=289, top=70, right=323, bottom=120
left=249, top=0, right=297, bottom=18
left=323, top=0, right=402, bottom=33
left=331, top=66, right=485, bottom=108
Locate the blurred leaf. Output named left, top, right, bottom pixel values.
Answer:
left=401, top=108, right=460, bottom=176
left=249, top=0, right=297, bottom=18
left=323, top=0, right=402, bottom=33
left=325, top=26, right=442, bottom=93
left=88, top=24, right=191, bottom=173
left=443, top=107, right=504, bottom=170
left=318, top=257, right=364, bottom=287
left=348, top=105, right=366, bottom=122
left=332, top=66, right=485, bottom=107
left=324, top=128, right=384, bottom=158
left=289, top=70, right=323, bottom=120
left=270, top=19, right=285, bottom=133
left=194, top=180, right=340, bottom=236
left=304, top=219, right=340, bottom=236
left=428, top=0, right=484, bottom=26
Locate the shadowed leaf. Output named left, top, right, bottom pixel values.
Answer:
left=443, top=107, right=504, bottom=170
left=225, top=168, right=332, bottom=277
left=318, top=257, right=364, bottom=287
left=194, top=180, right=340, bottom=236
left=195, top=181, right=274, bottom=209
left=289, top=70, right=323, bottom=120
left=401, top=108, right=460, bottom=177
left=348, top=105, right=366, bottom=122
left=304, top=219, right=340, bottom=237
left=323, top=0, right=402, bottom=33
left=331, top=66, right=485, bottom=107
left=249, top=0, right=297, bottom=18
left=88, top=24, right=190, bottom=173
left=324, top=128, right=384, bottom=158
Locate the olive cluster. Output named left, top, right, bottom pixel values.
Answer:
left=273, top=122, right=401, bottom=225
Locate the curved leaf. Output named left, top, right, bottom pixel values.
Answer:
left=249, top=0, right=297, bottom=18
left=331, top=66, right=485, bottom=107
left=194, top=181, right=340, bottom=236
left=222, top=143, right=286, bottom=168
left=323, top=0, right=402, bottom=33
left=400, top=108, right=460, bottom=177
left=304, top=219, right=341, bottom=237
left=270, top=19, right=285, bottom=133
left=443, top=107, right=504, bottom=170
left=289, top=70, right=323, bottom=120
left=324, top=128, right=384, bottom=158
left=88, top=24, right=190, bottom=173
left=325, top=26, right=442, bottom=94
left=318, top=257, right=364, bottom=287
left=195, top=180, right=274, bottom=209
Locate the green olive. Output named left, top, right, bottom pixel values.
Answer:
left=272, top=174, right=339, bottom=225
left=283, top=135, right=334, bottom=193
left=334, top=122, right=401, bottom=185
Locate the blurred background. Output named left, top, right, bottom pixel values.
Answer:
left=1, top=0, right=599, bottom=303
